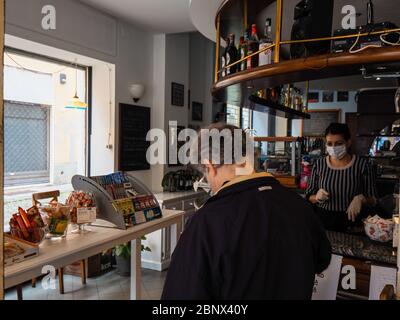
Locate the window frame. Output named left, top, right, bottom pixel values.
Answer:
left=3, top=47, right=91, bottom=187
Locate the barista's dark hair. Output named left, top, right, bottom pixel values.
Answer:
left=325, top=123, right=351, bottom=141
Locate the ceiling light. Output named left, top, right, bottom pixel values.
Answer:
left=66, top=59, right=87, bottom=110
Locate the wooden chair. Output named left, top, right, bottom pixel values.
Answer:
left=31, top=191, right=86, bottom=295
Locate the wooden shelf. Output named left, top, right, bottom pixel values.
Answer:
left=254, top=136, right=301, bottom=142
left=357, top=134, right=400, bottom=138
left=248, top=95, right=310, bottom=120
left=212, top=47, right=400, bottom=105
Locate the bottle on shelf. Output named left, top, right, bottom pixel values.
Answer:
left=221, top=37, right=230, bottom=78
left=226, top=33, right=238, bottom=75
left=247, top=24, right=260, bottom=70
left=238, top=35, right=247, bottom=72
left=259, top=18, right=274, bottom=67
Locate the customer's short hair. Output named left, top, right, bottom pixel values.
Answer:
left=192, top=123, right=251, bottom=172
left=325, top=123, right=351, bottom=141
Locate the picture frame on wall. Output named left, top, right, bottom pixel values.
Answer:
left=171, top=82, right=185, bottom=107
left=337, top=91, right=349, bottom=102
left=308, top=92, right=320, bottom=103
left=322, top=91, right=334, bottom=103
left=192, top=102, right=203, bottom=122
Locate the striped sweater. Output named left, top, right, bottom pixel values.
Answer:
left=306, top=155, right=378, bottom=212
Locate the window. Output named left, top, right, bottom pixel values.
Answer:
left=242, top=108, right=252, bottom=131
left=4, top=101, right=50, bottom=186
left=4, top=49, right=89, bottom=226
left=226, top=104, right=241, bottom=127
left=226, top=104, right=253, bottom=130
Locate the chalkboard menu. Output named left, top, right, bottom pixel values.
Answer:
left=119, top=104, right=151, bottom=171
left=302, top=110, right=341, bottom=137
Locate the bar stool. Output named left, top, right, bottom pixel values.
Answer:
left=31, top=191, right=86, bottom=295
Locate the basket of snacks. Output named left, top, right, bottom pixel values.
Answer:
left=39, top=203, right=70, bottom=239
left=9, top=207, right=46, bottom=244
left=66, top=190, right=97, bottom=233
left=364, top=215, right=394, bottom=243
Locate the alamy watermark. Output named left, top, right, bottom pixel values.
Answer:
left=41, top=265, right=57, bottom=290
left=146, top=122, right=255, bottom=175
left=41, top=5, right=56, bottom=30
left=341, top=5, right=357, bottom=30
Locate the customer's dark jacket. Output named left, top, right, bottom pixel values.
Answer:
left=162, top=173, right=332, bottom=300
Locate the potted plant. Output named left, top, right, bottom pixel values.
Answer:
left=115, top=236, right=151, bottom=277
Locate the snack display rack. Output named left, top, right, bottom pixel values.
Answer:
left=71, top=172, right=162, bottom=230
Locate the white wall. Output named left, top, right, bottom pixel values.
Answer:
left=253, top=111, right=269, bottom=137
left=188, top=32, right=214, bottom=128
left=151, top=34, right=167, bottom=192
left=165, top=33, right=190, bottom=129
left=292, top=91, right=357, bottom=136
left=4, top=66, right=54, bottom=105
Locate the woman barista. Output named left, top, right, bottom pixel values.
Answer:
left=306, top=123, right=378, bottom=232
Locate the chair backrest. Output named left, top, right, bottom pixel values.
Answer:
left=32, top=190, right=60, bottom=206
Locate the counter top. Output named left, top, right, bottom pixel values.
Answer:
left=327, top=231, right=397, bottom=266
left=5, top=210, right=184, bottom=292
left=153, top=190, right=207, bottom=203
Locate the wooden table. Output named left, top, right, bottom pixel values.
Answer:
left=5, top=210, right=184, bottom=300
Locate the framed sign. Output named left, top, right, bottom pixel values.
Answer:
left=308, top=92, right=320, bottom=103
left=323, top=91, right=334, bottom=103
left=119, top=104, right=151, bottom=171
left=337, top=91, right=349, bottom=102
left=302, top=109, right=341, bottom=137
left=192, top=102, right=203, bottom=122
left=171, top=82, right=185, bottom=107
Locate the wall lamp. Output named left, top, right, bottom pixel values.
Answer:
left=129, top=84, right=145, bottom=103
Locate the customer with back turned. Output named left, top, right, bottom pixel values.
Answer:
left=306, top=123, right=378, bottom=232
left=162, top=123, right=332, bottom=300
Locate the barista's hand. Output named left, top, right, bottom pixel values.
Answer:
left=346, top=194, right=366, bottom=222
left=316, top=189, right=330, bottom=203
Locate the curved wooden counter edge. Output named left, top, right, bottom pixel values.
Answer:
left=212, top=47, right=400, bottom=94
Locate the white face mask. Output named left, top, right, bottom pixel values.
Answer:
left=327, top=145, right=347, bottom=160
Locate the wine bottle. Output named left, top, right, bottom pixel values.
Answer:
left=226, top=34, right=238, bottom=75
left=247, top=24, right=260, bottom=69
left=221, top=37, right=229, bottom=77
left=238, top=36, right=247, bottom=72
left=259, top=18, right=274, bottom=66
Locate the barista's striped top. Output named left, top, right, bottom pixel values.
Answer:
left=305, top=155, right=378, bottom=212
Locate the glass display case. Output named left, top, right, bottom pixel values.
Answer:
left=255, top=137, right=302, bottom=188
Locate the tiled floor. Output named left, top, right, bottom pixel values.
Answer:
left=5, top=268, right=166, bottom=300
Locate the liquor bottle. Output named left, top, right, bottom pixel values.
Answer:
left=259, top=18, right=274, bottom=66
left=238, top=36, right=247, bottom=72
left=225, top=34, right=238, bottom=75
left=247, top=24, right=260, bottom=69
left=221, top=37, right=229, bottom=77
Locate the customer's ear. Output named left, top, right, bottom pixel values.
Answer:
left=204, top=161, right=217, bottom=178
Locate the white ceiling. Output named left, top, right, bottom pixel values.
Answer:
left=79, top=0, right=195, bottom=33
